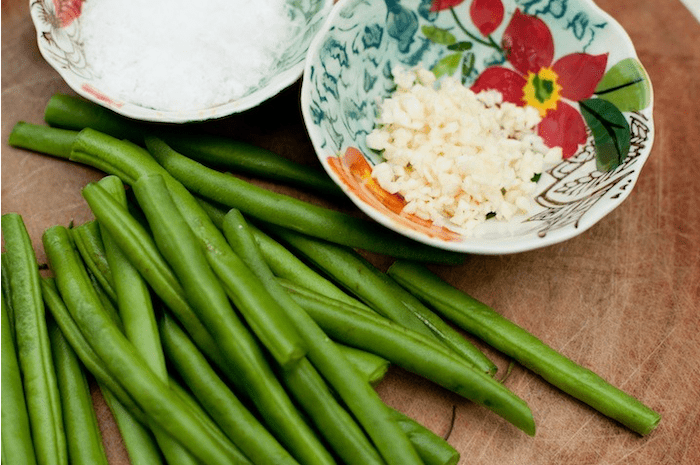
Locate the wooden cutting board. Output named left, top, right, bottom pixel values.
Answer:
left=2, top=0, right=699, bottom=463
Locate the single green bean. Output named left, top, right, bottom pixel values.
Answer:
left=387, top=260, right=662, bottom=436
left=96, top=176, right=204, bottom=465
left=8, top=121, right=78, bottom=157
left=130, top=174, right=332, bottom=465
left=99, top=387, right=165, bottom=465
left=166, top=379, right=253, bottom=465
left=159, top=314, right=300, bottom=465
left=2, top=213, right=68, bottom=465
left=48, top=317, right=109, bottom=465
left=281, top=279, right=536, bottom=436
left=43, top=225, right=245, bottom=465
left=2, top=253, right=16, bottom=338
left=71, top=220, right=116, bottom=301
left=2, top=292, right=38, bottom=465
left=388, top=409, right=460, bottom=465
left=71, top=128, right=165, bottom=184
left=223, top=208, right=425, bottom=465
left=336, top=344, right=390, bottom=386
left=44, top=93, right=146, bottom=141
left=145, top=135, right=464, bottom=264
left=97, top=176, right=167, bottom=383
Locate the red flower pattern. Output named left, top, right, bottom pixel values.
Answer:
left=471, top=9, right=608, bottom=157
left=470, top=0, right=504, bottom=36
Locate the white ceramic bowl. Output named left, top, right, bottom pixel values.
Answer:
left=30, top=0, right=333, bottom=123
left=301, top=0, right=654, bottom=254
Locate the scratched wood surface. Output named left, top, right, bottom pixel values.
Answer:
left=2, top=0, right=699, bottom=464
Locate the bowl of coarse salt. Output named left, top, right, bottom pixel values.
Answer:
left=301, top=0, right=655, bottom=255
left=30, top=0, right=333, bottom=123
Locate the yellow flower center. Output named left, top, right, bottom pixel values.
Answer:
left=522, top=67, right=562, bottom=117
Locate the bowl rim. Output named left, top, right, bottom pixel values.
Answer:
left=30, top=0, right=334, bottom=123
left=301, top=0, right=655, bottom=255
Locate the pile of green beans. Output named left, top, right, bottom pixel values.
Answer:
left=43, top=93, right=347, bottom=199
left=3, top=94, right=662, bottom=465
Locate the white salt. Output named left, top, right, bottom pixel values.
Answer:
left=80, top=0, right=302, bottom=111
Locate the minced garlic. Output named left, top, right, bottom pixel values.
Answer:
left=367, top=66, right=562, bottom=232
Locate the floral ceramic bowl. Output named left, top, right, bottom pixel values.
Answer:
left=29, top=0, right=333, bottom=123
left=301, top=0, right=654, bottom=254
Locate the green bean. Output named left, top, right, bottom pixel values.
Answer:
left=130, top=174, right=333, bottom=465
left=99, top=387, right=165, bottom=465
left=166, top=379, right=253, bottom=465
left=2, top=253, right=15, bottom=338
left=71, top=128, right=169, bottom=183
left=145, top=135, right=464, bottom=264
left=388, top=409, right=460, bottom=465
left=2, top=292, right=38, bottom=465
left=8, top=121, right=77, bottom=157
left=2, top=213, right=68, bottom=465
left=159, top=314, right=300, bottom=465
left=71, top=220, right=116, bottom=301
left=48, top=316, right=109, bottom=465
left=96, top=176, right=205, bottom=465
left=281, top=278, right=536, bottom=436
left=223, top=208, right=425, bottom=465
left=336, top=344, right=390, bottom=386
left=387, top=261, right=662, bottom=436
left=97, top=176, right=167, bottom=382
left=42, top=225, right=245, bottom=465
left=44, top=93, right=145, bottom=141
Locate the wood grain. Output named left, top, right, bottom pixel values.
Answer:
left=2, top=1, right=699, bottom=464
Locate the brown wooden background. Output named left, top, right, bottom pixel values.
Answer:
left=2, top=0, right=699, bottom=463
